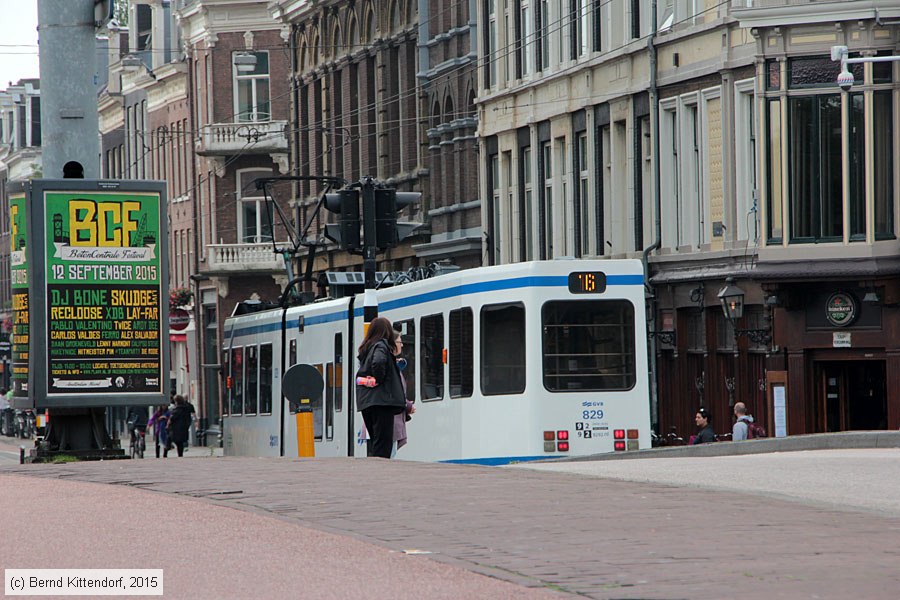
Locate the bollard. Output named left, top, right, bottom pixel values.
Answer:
left=295, top=399, right=315, bottom=458
left=19, top=445, right=25, bottom=464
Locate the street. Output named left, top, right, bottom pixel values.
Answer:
left=1, top=434, right=899, bottom=599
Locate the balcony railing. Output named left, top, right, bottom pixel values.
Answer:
left=205, top=243, right=285, bottom=274
left=197, top=120, right=288, bottom=156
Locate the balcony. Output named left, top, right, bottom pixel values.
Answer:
left=732, top=0, right=900, bottom=28
left=205, top=243, right=286, bottom=274
left=196, top=120, right=288, bottom=156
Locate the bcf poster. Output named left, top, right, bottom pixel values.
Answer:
left=44, top=191, right=164, bottom=395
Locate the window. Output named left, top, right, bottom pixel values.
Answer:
left=874, top=90, right=894, bottom=239
left=449, top=308, right=473, bottom=398
left=325, top=362, right=335, bottom=440
left=521, top=1, right=534, bottom=76
left=734, top=82, right=757, bottom=243
left=575, top=131, right=594, bottom=257
left=234, top=51, right=270, bottom=122
left=542, top=300, right=636, bottom=391
left=420, top=314, right=444, bottom=400
left=230, top=347, right=244, bottom=415
left=574, top=0, right=589, bottom=57
left=481, top=303, right=525, bottom=395
left=788, top=95, right=842, bottom=242
left=395, top=321, right=415, bottom=403
left=245, top=345, right=258, bottom=415
left=260, top=343, right=273, bottom=414
left=312, top=363, right=323, bottom=440
left=766, top=99, right=783, bottom=243
left=333, top=333, right=343, bottom=411
left=542, top=141, right=553, bottom=258
left=222, top=349, right=231, bottom=416
left=522, top=145, right=534, bottom=260
left=238, top=170, right=274, bottom=243
left=490, top=153, right=501, bottom=262
left=486, top=0, right=497, bottom=87
left=539, top=0, right=550, bottom=69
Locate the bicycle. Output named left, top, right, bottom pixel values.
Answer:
left=129, top=426, right=146, bottom=459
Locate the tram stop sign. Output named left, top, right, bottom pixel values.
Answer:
left=282, top=364, right=324, bottom=413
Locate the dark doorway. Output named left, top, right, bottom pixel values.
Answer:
left=818, top=360, right=887, bottom=431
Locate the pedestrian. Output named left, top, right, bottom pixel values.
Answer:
left=147, top=404, right=171, bottom=458
left=691, top=407, right=716, bottom=444
left=356, top=317, right=406, bottom=458
left=166, top=395, right=193, bottom=457
left=732, top=402, right=753, bottom=441
left=391, top=326, right=415, bottom=457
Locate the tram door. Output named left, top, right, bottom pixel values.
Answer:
left=818, top=361, right=886, bottom=431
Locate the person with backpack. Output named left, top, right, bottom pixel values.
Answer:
left=733, top=402, right=766, bottom=440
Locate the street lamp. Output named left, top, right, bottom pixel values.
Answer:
left=234, top=51, right=258, bottom=73
left=717, top=278, right=770, bottom=345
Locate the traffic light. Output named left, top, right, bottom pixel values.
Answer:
left=373, top=188, right=422, bottom=250
left=324, top=189, right=361, bottom=251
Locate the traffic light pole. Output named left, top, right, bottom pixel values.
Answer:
left=360, top=177, right=379, bottom=324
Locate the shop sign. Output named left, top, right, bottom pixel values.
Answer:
left=833, top=332, right=851, bottom=348
left=825, top=292, right=857, bottom=327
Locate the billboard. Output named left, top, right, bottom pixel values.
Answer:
left=10, top=191, right=29, bottom=397
left=11, top=180, right=169, bottom=409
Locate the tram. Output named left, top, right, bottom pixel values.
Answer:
left=221, top=259, right=651, bottom=464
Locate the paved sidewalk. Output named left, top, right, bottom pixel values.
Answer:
left=3, top=453, right=900, bottom=599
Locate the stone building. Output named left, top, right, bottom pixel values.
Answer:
left=475, top=0, right=900, bottom=437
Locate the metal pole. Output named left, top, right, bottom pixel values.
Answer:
left=361, top=177, right=378, bottom=326
left=37, top=0, right=100, bottom=178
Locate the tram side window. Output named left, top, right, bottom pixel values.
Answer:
left=481, top=303, right=525, bottom=395
left=325, top=362, right=335, bottom=440
left=222, top=350, right=230, bottom=416
left=333, top=333, right=343, bottom=412
left=231, top=347, right=244, bottom=415
left=260, top=343, right=273, bottom=414
left=542, top=300, right=636, bottom=391
left=312, top=363, right=324, bottom=440
left=395, top=320, right=416, bottom=403
left=420, top=314, right=444, bottom=401
left=245, top=345, right=259, bottom=415
left=449, top=308, right=473, bottom=398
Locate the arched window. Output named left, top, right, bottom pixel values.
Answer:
left=347, top=14, right=360, bottom=53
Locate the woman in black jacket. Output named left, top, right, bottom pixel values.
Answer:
left=356, top=317, right=406, bottom=458
left=167, top=395, right=194, bottom=457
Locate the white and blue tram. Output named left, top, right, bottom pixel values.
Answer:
left=222, top=259, right=650, bottom=464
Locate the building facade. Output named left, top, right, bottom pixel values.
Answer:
left=269, top=0, right=482, bottom=288
left=475, top=0, right=900, bottom=438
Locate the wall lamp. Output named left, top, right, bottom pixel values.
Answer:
left=717, top=278, right=770, bottom=345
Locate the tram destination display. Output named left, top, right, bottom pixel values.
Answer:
left=44, top=189, right=164, bottom=395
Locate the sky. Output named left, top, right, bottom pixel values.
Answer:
left=0, top=1, right=40, bottom=90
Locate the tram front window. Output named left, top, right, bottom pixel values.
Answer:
left=542, top=300, right=636, bottom=391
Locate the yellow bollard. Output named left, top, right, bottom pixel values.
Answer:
left=295, top=400, right=315, bottom=458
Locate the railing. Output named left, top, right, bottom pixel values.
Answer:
left=732, top=0, right=866, bottom=8
left=197, top=120, right=288, bottom=155
left=206, top=243, right=285, bottom=273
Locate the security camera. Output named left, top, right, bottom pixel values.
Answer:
left=837, top=69, right=854, bottom=92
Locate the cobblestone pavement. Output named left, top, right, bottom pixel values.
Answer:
left=3, top=453, right=900, bottom=599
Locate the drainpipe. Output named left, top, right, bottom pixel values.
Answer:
left=641, top=0, right=662, bottom=432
